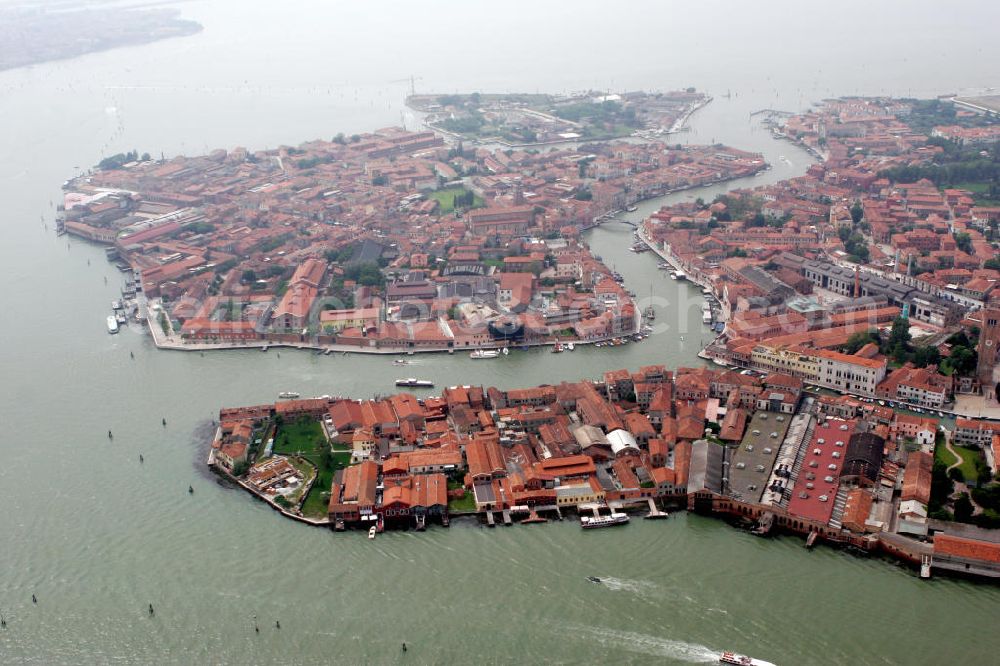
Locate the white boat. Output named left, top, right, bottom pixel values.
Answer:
left=673, top=271, right=687, bottom=281
left=277, top=391, right=300, bottom=399
left=580, top=512, right=629, bottom=529
left=566, top=342, right=575, bottom=351
left=368, top=526, right=376, bottom=540
left=106, top=315, right=119, bottom=334
left=393, top=358, right=409, bottom=365
left=395, top=378, right=434, bottom=388
left=470, top=349, right=500, bottom=359
left=719, top=651, right=769, bottom=666
left=501, top=347, right=509, bottom=356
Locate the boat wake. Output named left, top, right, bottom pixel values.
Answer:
left=559, top=622, right=719, bottom=663
left=595, top=576, right=661, bottom=598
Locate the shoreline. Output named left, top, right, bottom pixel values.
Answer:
left=410, top=94, right=712, bottom=149
left=205, top=385, right=954, bottom=581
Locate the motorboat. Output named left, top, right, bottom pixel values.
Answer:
left=586, top=576, right=602, bottom=584
left=719, top=651, right=769, bottom=666
left=277, top=391, right=301, bottom=399
left=395, top=378, right=434, bottom=388
left=552, top=342, right=564, bottom=353
left=368, top=526, right=376, bottom=540
left=106, top=315, right=119, bottom=334
left=566, top=342, right=575, bottom=351
left=470, top=349, right=500, bottom=359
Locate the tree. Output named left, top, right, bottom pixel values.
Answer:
left=913, top=346, right=941, bottom=368
left=844, top=232, right=870, bottom=262
left=889, top=316, right=911, bottom=350
left=943, top=346, right=976, bottom=376
left=929, top=459, right=953, bottom=512
left=844, top=328, right=879, bottom=354
left=850, top=200, right=864, bottom=224
left=954, top=492, right=974, bottom=523
left=954, top=232, right=973, bottom=254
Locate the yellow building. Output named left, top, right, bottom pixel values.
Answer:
left=750, top=345, right=820, bottom=381
left=320, top=307, right=380, bottom=334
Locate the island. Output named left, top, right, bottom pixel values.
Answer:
left=58, top=109, right=766, bottom=354
left=0, top=4, right=202, bottom=71
left=406, top=89, right=709, bottom=146
left=210, top=362, right=1000, bottom=580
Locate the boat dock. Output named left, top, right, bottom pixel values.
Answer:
left=643, top=498, right=669, bottom=520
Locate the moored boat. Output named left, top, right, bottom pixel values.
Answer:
left=552, top=342, right=564, bottom=353
left=470, top=349, right=500, bottom=359
left=106, top=315, right=119, bottom=334
left=277, top=391, right=300, bottom=399
left=566, top=342, right=575, bottom=351
left=580, top=512, right=629, bottom=529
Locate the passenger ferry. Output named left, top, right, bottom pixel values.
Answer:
left=277, top=391, right=300, bottom=399
left=470, top=349, right=500, bottom=359
left=580, top=512, right=629, bottom=529
left=719, top=651, right=769, bottom=666
left=106, top=315, right=119, bottom=334
left=395, top=378, right=434, bottom=388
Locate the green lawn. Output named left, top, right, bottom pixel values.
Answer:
left=448, top=490, right=476, bottom=513
left=272, top=418, right=354, bottom=517
left=428, top=187, right=484, bottom=214
left=273, top=418, right=325, bottom=457
left=952, top=182, right=1000, bottom=206
left=936, top=442, right=981, bottom=481
left=300, top=451, right=352, bottom=518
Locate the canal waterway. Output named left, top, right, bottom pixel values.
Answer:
left=2, top=1, right=1000, bottom=663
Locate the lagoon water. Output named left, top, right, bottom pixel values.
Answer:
left=2, top=1, right=1000, bottom=663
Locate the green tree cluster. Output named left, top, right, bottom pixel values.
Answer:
left=343, top=261, right=385, bottom=287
